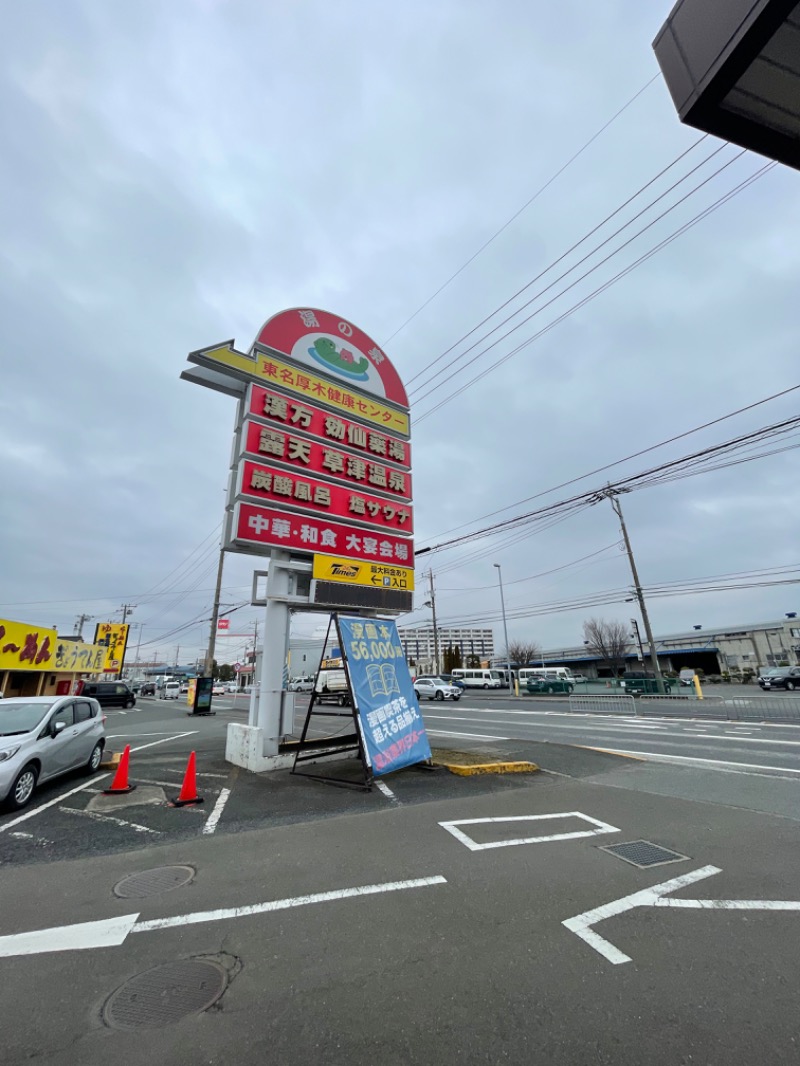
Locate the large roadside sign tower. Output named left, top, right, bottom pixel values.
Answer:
left=182, top=307, right=415, bottom=773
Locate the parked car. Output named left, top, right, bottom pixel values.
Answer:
left=438, top=673, right=466, bottom=689
left=179, top=681, right=190, bottom=694
left=570, top=674, right=588, bottom=684
left=140, top=682, right=156, bottom=697
left=679, top=669, right=696, bottom=687
left=526, top=677, right=574, bottom=695
left=758, top=666, right=800, bottom=691
left=226, top=683, right=238, bottom=693
left=288, top=678, right=314, bottom=692
left=0, top=695, right=106, bottom=810
left=212, top=683, right=226, bottom=695
left=414, top=677, right=462, bottom=701
left=160, top=681, right=181, bottom=700
left=80, top=681, right=136, bottom=709
left=620, top=672, right=673, bottom=694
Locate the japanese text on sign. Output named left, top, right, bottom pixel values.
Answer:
left=240, top=459, right=413, bottom=533
left=234, top=503, right=413, bottom=564
left=337, top=616, right=431, bottom=776
left=240, top=421, right=412, bottom=499
left=256, top=355, right=409, bottom=436
left=93, top=622, right=130, bottom=674
left=247, top=385, right=411, bottom=468
left=0, top=618, right=57, bottom=672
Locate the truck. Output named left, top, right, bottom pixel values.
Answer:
left=314, top=668, right=351, bottom=706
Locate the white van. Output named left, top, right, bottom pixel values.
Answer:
left=160, top=681, right=181, bottom=700
left=314, top=669, right=351, bottom=706
left=518, top=667, right=576, bottom=685
left=451, top=669, right=503, bottom=689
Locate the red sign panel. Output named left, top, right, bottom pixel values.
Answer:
left=238, top=459, right=413, bottom=534
left=246, top=384, right=410, bottom=469
left=217, top=619, right=230, bottom=630
left=233, top=503, right=414, bottom=565
left=254, top=307, right=408, bottom=408
left=239, top=420, right=412, bottom=501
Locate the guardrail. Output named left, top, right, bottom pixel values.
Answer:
left=568, top=692, right=800, bottom=723
left=569, top=693, right=636, bottom=715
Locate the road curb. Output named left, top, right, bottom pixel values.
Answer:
left=438, top=760, right=540, bottom=776
left=430, top=748, right=539, bottom=775
left=578, top=746, right=645, bottom=761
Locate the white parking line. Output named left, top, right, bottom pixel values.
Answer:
left=374, top=780, right=398, bottom=802
left=202, top=788, right=231, bottom=835
left=58, top=806, right=161, bottom=836
left=0, top=775, right=111, bottom=834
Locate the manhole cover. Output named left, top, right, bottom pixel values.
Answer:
left=103, top=959, right=228, bottom=1030
left=599, top=840, right=689, bottom=868
left=113, top=865, right=195, bottom=899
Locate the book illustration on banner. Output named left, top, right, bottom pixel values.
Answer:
left=308, top=337, right=370, bottom=381
left=366, top=663, right=400, bottom=699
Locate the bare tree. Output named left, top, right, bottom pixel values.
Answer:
left=506, top=640, right=542, bottom=666
left=582, top=618, right=630, bottom=675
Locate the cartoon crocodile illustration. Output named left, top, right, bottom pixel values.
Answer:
left=308, top=336, right=370, bottom=381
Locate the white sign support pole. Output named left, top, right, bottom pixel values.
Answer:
left=255, top=550, right=291, bottom=757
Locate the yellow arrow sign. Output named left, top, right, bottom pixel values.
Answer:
left=188, top=342, right=410, bottom=436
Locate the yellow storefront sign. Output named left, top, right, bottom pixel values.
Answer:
left=54, top=640, right=106, bottom=673
left=0, top=618, right=58, bottom=673
left=192, top=343, right=410, bottom=436
left=313, top=554, right=414, bottom=591
left=93, top=622, right=130, bottom=673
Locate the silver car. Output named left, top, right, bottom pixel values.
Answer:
left=413, top=677, right=462, bottom=702
left=0, top=696, right=106, bottom=811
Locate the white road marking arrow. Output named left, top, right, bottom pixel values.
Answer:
left=563, top=865, right=800, bottom=965
left=0, top=876, right=446, bottom=959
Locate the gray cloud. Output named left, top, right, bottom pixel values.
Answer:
left=1, top=1, right=797, bottom=663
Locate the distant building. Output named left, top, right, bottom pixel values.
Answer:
left=536, top=616, right=800, bottom=677
left=397, top=626, right=495, bottom=672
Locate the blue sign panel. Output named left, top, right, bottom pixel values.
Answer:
left=338, top=616, right=431, bottom=776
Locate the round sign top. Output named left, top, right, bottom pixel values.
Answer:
left=252, top=308, right=408, bottom=409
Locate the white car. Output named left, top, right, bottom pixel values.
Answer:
left=288, top=678, right=314, bottom=692
left=0, top=696, right=106, bottom=810
left=414, top=677, right=462, bottom=702
left=160, top=682, right=181, bottom=700
left=212, top=683, right=226, bottom=695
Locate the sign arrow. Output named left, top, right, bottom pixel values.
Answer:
left=0, top=876, right=446, bottom=959
left=563, top=865, right=800, bottom=965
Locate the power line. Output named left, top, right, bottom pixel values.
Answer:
left=408, top=135, right=717, bottom=396
left=417, top=412, right=800, bottom=558
left=413, top=151, right=767, bottom=420
left=383, top=74, right=660, bottom=347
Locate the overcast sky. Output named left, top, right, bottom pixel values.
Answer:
left=2, top=1, right=798, bottom=668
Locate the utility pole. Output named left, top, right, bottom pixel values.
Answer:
left=427, top=570, right=441, bottom=676
left=493, top=564, right=512, bottom=690
left=74, top=613, right=93, bottom=638
left=119, top=603, right=137, bottom=625
left=204, top=546, right=226, bottom=677
left=607, top=491, right=664, bottom=691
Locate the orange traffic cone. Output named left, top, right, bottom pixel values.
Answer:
left=103, top=744, right=136, bottom=794
left=171, top=751, right=204, bottom=807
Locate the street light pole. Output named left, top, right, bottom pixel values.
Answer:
left=493, top=564, right=512, bottom=690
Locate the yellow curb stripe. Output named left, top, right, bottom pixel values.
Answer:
left=578, top=746, right=644, bottom=761
left=434, top=761, right=539, bottom=776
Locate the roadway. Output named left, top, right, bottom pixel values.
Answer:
left=421, top=692, right=800, bottom=777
